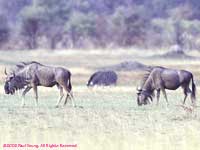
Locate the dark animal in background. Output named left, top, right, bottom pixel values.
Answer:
left=4, top=61, right=75, bottom=107
left=137, top=66, right=196, bottom=106
left=87, top=70, right=117, bottom=87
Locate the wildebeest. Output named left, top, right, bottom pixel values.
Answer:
left=87, top=70, right=117, bottom=87
left=4, top=61, right=75, bottom=107
left=137, top=66, right=196, bottom=106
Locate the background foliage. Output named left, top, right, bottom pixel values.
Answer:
left=1, top=0, right=200, bottom=50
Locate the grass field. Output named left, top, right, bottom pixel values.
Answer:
left=0, top=49, right=200, bottom=150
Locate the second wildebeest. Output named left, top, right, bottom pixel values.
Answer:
left=137, top=66, right=196, bottom=106
left=4, top=61, right=75, bottom=107
left=87, top=70, right=117, bottom=87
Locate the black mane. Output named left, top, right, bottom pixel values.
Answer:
left=15, top=61, right=42, bottom=70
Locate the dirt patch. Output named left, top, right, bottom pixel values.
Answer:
left=100, top=61, right=149, bottom=71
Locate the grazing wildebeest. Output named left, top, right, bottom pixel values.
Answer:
left=4, top=61, right=75, bottom=107
left=4, top=62, right=32, bottom=95
left=137, top=66, right=196, bottom=106
left=87, top=70, right=117, bottom=87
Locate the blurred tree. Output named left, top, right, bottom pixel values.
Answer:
left=0, top=15, right=10, bottom=47
left=0, top=0, right=31, bottom=24
left=65, top=11, right=96, bottom=48
left=173, top=21, right=184, bottom=48
left=29, top=0, right=72, bottom=49
left=189, top=0, right=200, bottom=19
left=0, top=0, right=200, bottom=50
left=122, top=6, right=150, bottom=46
left=19, top=3, right=45, bottom=49
left=21, top=17, right=40, bottom=49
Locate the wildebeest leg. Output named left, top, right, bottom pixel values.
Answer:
left=33, top=86, right=38, bottom=107
left=17, top=90, right=21, bottom=98
left=63, top=87, right=75, bottom=107
left=21, top=86, right=32, bottom=107
left=156, top=89, right=160, bottom=105
left=69, top=92, right=76, bottom=107
left=55, top=87, right=64, bottom=108
left=63, top=94, right=70, bottom=106
left=162, top=89, right=169, bottom=105
left=183, top=88, right=188, bottom=105
left=64, top=93, right=76, bottom=107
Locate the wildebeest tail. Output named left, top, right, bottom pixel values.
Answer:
left=68, top=73, right=72, bottom=91
left=191, top=75, right=196, bottom=102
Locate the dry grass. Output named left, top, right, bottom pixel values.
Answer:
left=0, top=49, right=200, bottom=150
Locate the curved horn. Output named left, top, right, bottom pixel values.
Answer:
left=4, top=68, right=7, bottom=75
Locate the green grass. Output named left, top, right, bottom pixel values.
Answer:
left=0, top=49, right=200, bottom=149
left=0, top=86, right=200, bottom=150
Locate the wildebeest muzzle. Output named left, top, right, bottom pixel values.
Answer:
left=4, top=81, right=10, bottom=94
left=137, top=88, right=152, bottom=106
left=4, top=81, right=15, bottom=95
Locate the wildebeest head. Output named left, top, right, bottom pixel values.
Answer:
left=4, top=68, right=16, bottom=94
left=86, top=81, right=93, bottom=87
left=4, top=68, right=27, bottom=95
left=136, top=87, right=152, bottom=106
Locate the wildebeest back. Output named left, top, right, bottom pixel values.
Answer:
left=87, top=70, right=117, bottom=86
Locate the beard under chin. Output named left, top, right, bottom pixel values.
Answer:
left=9, top=88, right=16, bottom=95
